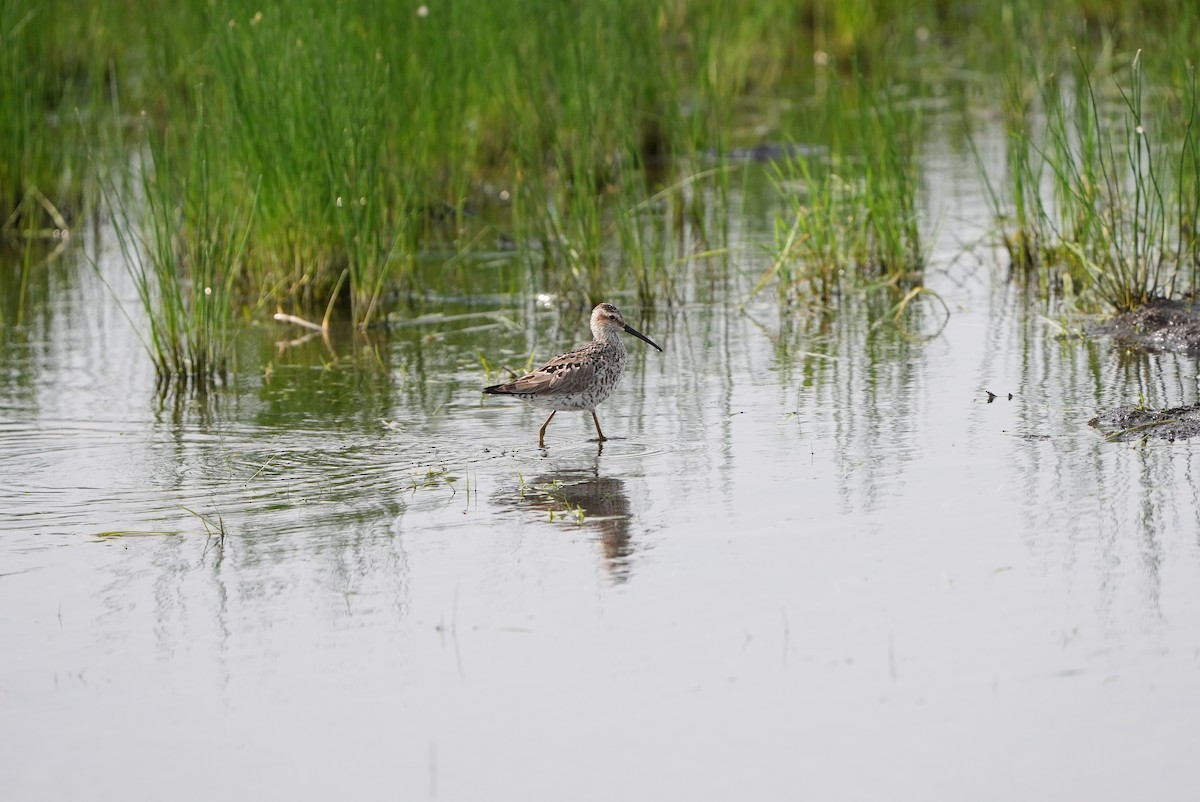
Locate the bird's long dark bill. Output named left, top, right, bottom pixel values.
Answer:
left=623, top=323, right=663, bottom=352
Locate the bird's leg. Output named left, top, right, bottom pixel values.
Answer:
left=538, top=410, right=556, bottom=447
left=591, top=411, right=608, bottom=443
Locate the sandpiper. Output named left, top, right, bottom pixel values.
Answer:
left=483, top=303, right=662, bottom=447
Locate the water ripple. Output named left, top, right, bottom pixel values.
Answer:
left=0, top=415, right=484, bottom=543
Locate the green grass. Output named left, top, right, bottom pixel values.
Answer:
left=104, top=93, right=256, bottom=391
left=135, top=0, right=768, bottom=320
left=1, top=0, right=76, bottom=224
left=6, top=0, right=1200, bottom=372
left=759, top=73, right=924, bottom=303
left=982, top=47, right=1200, bottom=310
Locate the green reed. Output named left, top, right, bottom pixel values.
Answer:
left=1, top=0, right=84, bottom=225
left=153, top=0, right=738, bottom=317
left=762, top=73, right=923, bottom=303
left=986, top=49, right=1200, bottom=310
left=105, top=96, right=256, bottom=390
left=207, top=3, right=417, bottom=323
left=10, top=0, right=1200, bottom=349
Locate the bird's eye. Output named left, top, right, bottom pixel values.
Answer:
left=608, top=315, right=618, bottom=321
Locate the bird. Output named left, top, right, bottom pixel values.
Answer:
left=483, top=303, right=662, bottom=447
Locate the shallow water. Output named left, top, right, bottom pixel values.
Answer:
left=4, top=130, right=1200, bottom=801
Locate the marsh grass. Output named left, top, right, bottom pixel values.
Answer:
left=158, top=0, right=753, bottom=317
left=210, top=4, right=427, bottom=323
left=0, top=0, right=129, bottom=226
left=983, top=49, right=1200, bottom=310
left=104, top=97, right=256, bottom=390
left=158, top=0, right=895, bottom=319
left=10, top=0, right=1200, bottom=355
left=761, top=73, right=924, bottom=303
left=620, top=168, right=731, bottom=306
left=1, top=0, right=67, bottom=220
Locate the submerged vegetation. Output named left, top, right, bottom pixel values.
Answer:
left=5, top=0, right=1200, bottom=382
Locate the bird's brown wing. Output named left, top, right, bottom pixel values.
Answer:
left=496, top=348, right=597, bottom=396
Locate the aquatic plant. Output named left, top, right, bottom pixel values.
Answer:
left=981, top=48, right=1200, bottom=310
left=761, top=73, right=924, bottom=303
left=104, top=97, right=256, bottom=391
left=408, top=466, right=456, bottom=494
left=0, top=0, right=141, bottom=227
left=117, top=0, right=853, bottom=318
left=8, top=0, right=1200, bottom=340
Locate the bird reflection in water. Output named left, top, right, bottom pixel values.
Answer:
left=506, top=468, right=636, bottom=581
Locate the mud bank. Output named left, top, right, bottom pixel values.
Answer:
left=1089, top=298, right=1200, bottom=355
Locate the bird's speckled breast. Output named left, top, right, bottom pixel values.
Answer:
left=531, top=340, right=627, bottom=411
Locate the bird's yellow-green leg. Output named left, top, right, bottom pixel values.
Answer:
left=538, top=410, right=556, bottom=447
left=591, top=411, right=608, bottom=442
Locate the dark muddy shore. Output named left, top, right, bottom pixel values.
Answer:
left=1089, top=298, right=1200, bottom=355
left=1090, top=403, right=1200, bottom=442
left=1086, top=299, right=1200, bottom=439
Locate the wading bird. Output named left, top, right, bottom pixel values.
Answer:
left=483, top=303, right=662, bottom=447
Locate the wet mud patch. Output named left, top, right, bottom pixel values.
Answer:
left=1090, top=403, right=1200, bottom=441
left=1088, top=297, right=1200, bottom=354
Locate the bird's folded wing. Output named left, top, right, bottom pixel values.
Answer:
left=511, top=354, right=596, bottom=395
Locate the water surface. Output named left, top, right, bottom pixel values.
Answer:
left=3, top=129, right=1200, bottom=801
